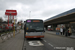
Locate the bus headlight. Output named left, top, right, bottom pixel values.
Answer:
left=26, top=33, right=28, bottom=35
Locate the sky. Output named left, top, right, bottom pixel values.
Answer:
left=0, top=0, right=75, bottom=22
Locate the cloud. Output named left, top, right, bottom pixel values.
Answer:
left=1, top=0, right=38, bottom=5
left=0, top=0, right=75, bottom=22
left=41, top=0, right=75, bottom=18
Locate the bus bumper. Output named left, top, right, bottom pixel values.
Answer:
left=25, top=36, right=44, bottom=38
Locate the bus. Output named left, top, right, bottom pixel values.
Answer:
left=24, top=19, right=45, bottom=38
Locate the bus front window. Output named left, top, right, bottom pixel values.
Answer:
left=26, top=22, right=44, bottom=32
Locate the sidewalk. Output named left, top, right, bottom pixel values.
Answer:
left=46, top=31, right=63, bottom=36
left=0, top=30, right=24, bottom=50
left=46, top=30, right=75, bottom=38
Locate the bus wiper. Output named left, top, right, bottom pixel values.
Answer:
left=29, top=29, right=36, bottom=32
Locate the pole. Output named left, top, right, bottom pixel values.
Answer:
left=29, top=11, right=31, bottom=19
left=13, top=15, right=14, bottom=19
left=19, top=22, right=20, bottom=33
left=8, top=15, right=9, bottom=26
left=13, top=15, right=14, bottom=30
left=13, top=16, right=15, bottom=37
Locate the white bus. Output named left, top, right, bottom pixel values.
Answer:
left=24, top=19, right=45, bottom=38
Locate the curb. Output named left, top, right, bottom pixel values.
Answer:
left=46, top=31, right=75, bottom=39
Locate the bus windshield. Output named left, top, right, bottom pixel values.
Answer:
left=26, top=22, right=44, bottom=32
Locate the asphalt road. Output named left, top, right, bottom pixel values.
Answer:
left=22, top=31, right=75, bottom=50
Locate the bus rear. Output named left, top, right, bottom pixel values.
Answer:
left=25, top=19, right=45, bottom=38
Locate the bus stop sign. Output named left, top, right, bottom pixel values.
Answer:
left=5, top=10, right=17, bottom=16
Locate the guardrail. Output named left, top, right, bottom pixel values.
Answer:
left=0, top=30, right=21, bottom=43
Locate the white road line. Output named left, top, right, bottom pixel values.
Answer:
left=28, top=41, right=44, bottom=46
left=48, top=43, right=53, bottom=47
left=43, top=40, right=47, bottom=42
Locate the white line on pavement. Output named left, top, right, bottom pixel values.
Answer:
left=48, top=43, right=53, bottom=47
left=43, top=40, right=47, bottom=42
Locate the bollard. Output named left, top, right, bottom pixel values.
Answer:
left=9, top=32, right=12, bottom=38
left=11, top=34, right=13, bottom=37
left=10, top=32, right=13, bottom=38
left=7, top=33, right=11, bottom=40
left=11, top=32, right=13, bottom=37
left=1, top=34, right=8, bottom=43
left=15, top=31, right=16, bottom=34
left=0, top=37, right=2, bottom=43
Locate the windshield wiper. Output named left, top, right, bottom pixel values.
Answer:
left=28, top=29, right=36, bottom=32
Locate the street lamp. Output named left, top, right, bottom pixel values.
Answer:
left=29, top=11, right=31, bottom=19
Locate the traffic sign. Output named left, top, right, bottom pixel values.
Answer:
left=5, top=10, right=17, bottom=16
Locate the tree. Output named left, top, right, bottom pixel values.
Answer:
left=0, top=17, right=3, bottom=22
left=7, top=20, right=12, bottom=23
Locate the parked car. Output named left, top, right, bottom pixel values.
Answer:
left=48, top=28, right=53, bottom=31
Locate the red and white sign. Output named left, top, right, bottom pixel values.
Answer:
left=5, top=10, right=17, bottom=16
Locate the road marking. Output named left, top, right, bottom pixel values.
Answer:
left=48, top=43, right=53, bottom=47
left=28, top=41, right=44, bottom=46
left=43, top=40, right=46, bottom=42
